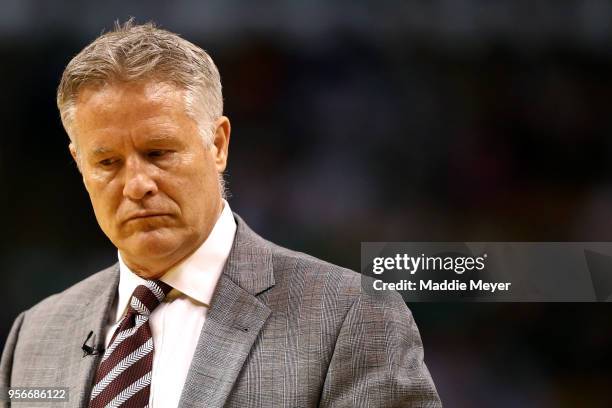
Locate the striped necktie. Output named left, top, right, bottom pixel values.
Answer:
left=89, top=280, right=172, bottom=408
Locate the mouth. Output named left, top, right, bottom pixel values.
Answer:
left=124, top=213, right=172, bottom=223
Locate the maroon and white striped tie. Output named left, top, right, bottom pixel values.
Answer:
left=89, top=280, right=172, bottom=408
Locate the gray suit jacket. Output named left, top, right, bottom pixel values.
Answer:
left=1, top=214, right=441, bottom=407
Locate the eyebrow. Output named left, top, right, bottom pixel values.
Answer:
left=91, top=147, right=114, bottom=157
left=146, top=134, right=182, bottom=144
left=88, top=135, right=182, bottom=156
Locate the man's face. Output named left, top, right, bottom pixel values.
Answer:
left=69, top=80, right=230, bottom=278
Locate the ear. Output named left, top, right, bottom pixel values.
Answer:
left=69, top=143, right=82, bottom=173
left=211, top=116, right=231, bottom=172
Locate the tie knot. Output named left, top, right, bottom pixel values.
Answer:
left=128, top=280, right=172, bottom=316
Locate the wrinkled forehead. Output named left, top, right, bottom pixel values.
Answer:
left=74, top=80, right=186, bottom=123
left=75, top=79, right=184, bottom=111
left=70, top=80, right=197, bottom=149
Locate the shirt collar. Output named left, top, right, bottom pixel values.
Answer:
left=114, top=199, right=237, bottom=323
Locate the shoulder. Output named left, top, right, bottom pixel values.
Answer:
left=270, top=239, right=359, bottom=281
left=235, top=213, right=405, bottom=311
left=271, top=241, right=408, bottom=313
left=23, top=264, right=119, bottom=318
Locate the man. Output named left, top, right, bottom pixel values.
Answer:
left=0, top=21, right=441, bottom=407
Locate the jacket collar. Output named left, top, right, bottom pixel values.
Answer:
left=221, top=212, right=275, bottom=295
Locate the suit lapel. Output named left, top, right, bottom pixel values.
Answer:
left=65, top=264, right=119, bottom=408
left=178, top=214, right=275, bottom=408
left=177, top=275, right=271, bottom=408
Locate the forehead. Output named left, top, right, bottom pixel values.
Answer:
left=72, top=80, right=192, bottom=141
left=72, top=81, right=197, bottom=148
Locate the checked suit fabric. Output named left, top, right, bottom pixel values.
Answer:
left=89, top=280, right=172, bottom=408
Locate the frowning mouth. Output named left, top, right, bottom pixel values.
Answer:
left=123, top=213, right=172, bottom=223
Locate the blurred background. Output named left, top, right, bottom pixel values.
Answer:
left=1, top=1, right=611, bottom=406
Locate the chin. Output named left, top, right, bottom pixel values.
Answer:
left=133, top=269, right=167, bottom=280
left=124, top=229, right=183, bottom=261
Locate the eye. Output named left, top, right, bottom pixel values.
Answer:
left=99, top=158, right=118, bottom=167
left=148, top=150, right=168, bottom=158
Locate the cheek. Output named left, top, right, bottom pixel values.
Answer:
left=83, top=174, right=122, bottom=220
left=194, top=162, right=219, bottom=198
left=173, top=152, right=217, bottom=192
left=165, top=162, right=219, bottom=219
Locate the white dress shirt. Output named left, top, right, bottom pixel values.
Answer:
left=104, top=200, right=237, bottom=408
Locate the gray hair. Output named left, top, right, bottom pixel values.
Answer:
left=56, top=19, right=223, bottom=146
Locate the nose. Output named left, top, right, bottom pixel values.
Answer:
left=123, top=155, right=158, bottom=200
